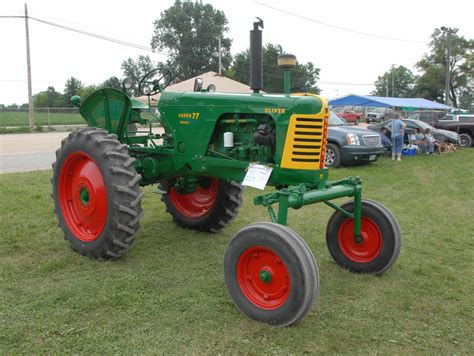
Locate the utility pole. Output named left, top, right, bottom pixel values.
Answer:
left=386, top=78, right=388, bottom=97
left=217, top=35, right=222, bottom=75
left=441, top=27, right=452, bottom=106
left=391, top=64, right=395, bottom=97
left=24, top=3, right=34, bottom=128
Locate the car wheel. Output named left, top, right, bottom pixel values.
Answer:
left=459, top=133, right=472, bottom=148
left=325, top=143, right=342, bottom=168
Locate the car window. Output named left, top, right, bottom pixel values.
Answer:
left=459, top=116, right=474, bottom=123
left=406, top=113, right=420, bottom=120
left=407, top=120, right=433, bottom=130
left=440, top=115, right=455, bottom=121
left=329, top=111, right=346, bottom=126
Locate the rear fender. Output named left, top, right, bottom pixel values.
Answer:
left=78, top=88, right=132, bottom=137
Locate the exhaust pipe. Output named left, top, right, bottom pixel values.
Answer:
left=250, top=18, right=263, bottom=93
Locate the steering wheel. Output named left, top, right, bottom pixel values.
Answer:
left=138, top=68, right=173, bottom=96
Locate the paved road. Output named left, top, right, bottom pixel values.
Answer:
left=0, top=132, right=69, bottom=174
left=0, top=128, right=165, bottom=174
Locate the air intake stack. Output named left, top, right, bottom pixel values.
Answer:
left=250, top=18, right=264, bottom=93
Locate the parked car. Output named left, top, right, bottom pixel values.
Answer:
left=365, top=107, right=396, bottom=123
left=331, top=106, right=364, bottom=125
left=325, top=111, right=384, bottom=168
left=405, top=110, right=447, bottom=126
left=367, top=119, right=460, bottom=145
left=434, top=114, right=474, bottom=148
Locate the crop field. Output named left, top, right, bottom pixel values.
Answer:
left=1, top=151, right=473, bottom=353
left=0, top=110, right=83, bottom=127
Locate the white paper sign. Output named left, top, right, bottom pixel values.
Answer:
left=242, top=163, right=273, bottom=190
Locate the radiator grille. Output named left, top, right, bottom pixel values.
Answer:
left=281, top=114, right=327, bottom=170
left=362, top=135, right=381, bottom=147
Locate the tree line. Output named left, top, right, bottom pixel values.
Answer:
left=4, top=0, right=472, bottom=110
left=372, top=28, right=472, bottom=109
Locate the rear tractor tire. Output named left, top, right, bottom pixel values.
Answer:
left=160, top=177, right=243, bottom=232
left=52, top=128, right=144, bottom=259
left=224, top=222, right=319, bottom=327
left=326, top=199, right=402, bottom=275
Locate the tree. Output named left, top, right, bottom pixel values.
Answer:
left=229, top=44, right=320, bottom=93
left=33, top=86, right=65, bottom=108
left=102, top=76, right=122, bottom=90
left=372, top=66, right=415, bottom=97
left=63, top=77, right=84, bottom=106
left=413, top=28, right=473, bottom=108
left=151, top=0, right=232, bottom=81
left=121, top=55, right=155, bottom=96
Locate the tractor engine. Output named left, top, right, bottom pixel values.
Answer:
left=210, top=114, right=275, bottom=163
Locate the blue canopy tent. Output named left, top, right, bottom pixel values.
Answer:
left=328, top=94, right=451, bottom=110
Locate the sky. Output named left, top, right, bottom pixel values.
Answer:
left=0, top=0, right=473, bottom=105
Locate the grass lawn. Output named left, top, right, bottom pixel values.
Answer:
left=1, top=151, right=473, bottom=353
left=0, top=111, right=84, bottom=127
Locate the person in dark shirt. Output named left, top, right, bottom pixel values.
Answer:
left=380, top=127, right=392, bottom=154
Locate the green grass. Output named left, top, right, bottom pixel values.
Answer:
left=0, top=111, right=83, bottom=127
left=1, top=152, right=473, bottom=353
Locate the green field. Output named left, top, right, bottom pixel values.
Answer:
left=0, top=111, right=84, bottom=127
left=1, top=152, right=473, bottom=353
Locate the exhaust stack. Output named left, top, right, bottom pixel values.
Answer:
left=250, top=18, right=264, bottom=93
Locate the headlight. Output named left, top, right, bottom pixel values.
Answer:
left=122, top=78, right=133, bottom=90
left=347, top=133, right=360, bottom=145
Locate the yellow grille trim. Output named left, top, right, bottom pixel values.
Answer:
left=281, top=113, right=327, bottom=170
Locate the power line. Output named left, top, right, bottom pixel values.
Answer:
left=1, top=13, right=377, bottom=88
left=0, top=79, right=68, bottom=84
left=254, top=1, right=425, bottom=43
left=29, top=16, right=163, bottom=54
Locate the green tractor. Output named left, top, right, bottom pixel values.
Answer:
left=51, top=20, right=402, bottom=327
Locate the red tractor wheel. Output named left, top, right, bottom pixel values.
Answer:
left=326, top=199, right=402, bottom=274
left=52, top=128, right=143, bottom=259
left=224, top=222, right=319, bottom=327
left=161, top=178, right=243, bottom=232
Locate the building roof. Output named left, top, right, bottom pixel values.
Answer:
left=328, top=94, right=452, bottom=110
left=137, top=71, right=253, bottom=103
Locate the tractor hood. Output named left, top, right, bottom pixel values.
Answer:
left=158, top=91, right=326, bottom=117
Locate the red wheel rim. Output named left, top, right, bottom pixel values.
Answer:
left=169, top=178, right=218, bottom=219
left=58, top=151, right=108, bottom=242
left=338, top=217, right=382, bottom=263
left=237, top=246, right=291, bottom=310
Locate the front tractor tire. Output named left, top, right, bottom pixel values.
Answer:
left=224, top=222, right=319, bottom=327
left=326, top=199, right=402, bottom=275
left=52, top=128, right=144, bottom=259
left=161, top=178, right=243, bottom=232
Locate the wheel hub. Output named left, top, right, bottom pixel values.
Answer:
left=259, top=269, right=272, bottom=284
left=237, top=246, right=290, bottom=310
left=338, top=217, right=382, bottom=263
left=326, top=150, right=335, bottom=165
left=169, top=178, right=218, bottom=219
left=79, top=186, right=90, bottom=206
left=58, top=151, right=108, bottom=242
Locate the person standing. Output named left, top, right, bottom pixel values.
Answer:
left=387, top=113, right=407, bottom=161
